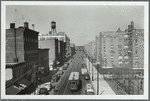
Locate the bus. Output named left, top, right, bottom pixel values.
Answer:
left=69, top=72, right=80, bottom=91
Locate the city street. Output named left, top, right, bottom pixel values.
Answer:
left=57, top=50, right=85, bottom=95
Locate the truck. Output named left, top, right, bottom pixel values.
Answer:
left=81, top=68, right=88, bottom=75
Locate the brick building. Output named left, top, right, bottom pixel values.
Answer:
left=38, top=48, right=49, bottom=78
left=6, top=22, right=39, bottom=94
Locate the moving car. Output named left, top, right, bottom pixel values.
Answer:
left=82, top=62, right=87, bottom=68
left=81, top=68, right=88, bottom=75
left=84, top=72, right=90, bottom=80
left=85, top=83, right=95, bottom=95
left=69, top=72, right=80, bottom=91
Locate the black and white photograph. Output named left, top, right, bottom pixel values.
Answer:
left=1, top=1, right=149, bottom=100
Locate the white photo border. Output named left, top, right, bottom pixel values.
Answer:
left=1, top=1, right=149, bottom=100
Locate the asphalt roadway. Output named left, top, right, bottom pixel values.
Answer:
left=57, top=50, right=87, bottom=95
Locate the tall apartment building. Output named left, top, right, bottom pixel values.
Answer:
left=84, top=21, right=144, bottom=95
left=100, top=31, right=120, bottom=68
left=95, top=35, right=101, bottom=63
left=6, top=22, right=39, bottom=95
left=126, top=22, right=144, bottom=95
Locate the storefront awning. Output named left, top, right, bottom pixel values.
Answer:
left=18, top=79, right=31, bottom=88
left=6, top=85, right=21, bottom=95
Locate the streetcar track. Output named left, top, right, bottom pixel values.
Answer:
left=71, top=60, right=83, bottom=95
left=63, top=61, right=77, bottom=94
left=64, top=60, right=79, bottom=95
left=58, top=62, right=74, bottom=90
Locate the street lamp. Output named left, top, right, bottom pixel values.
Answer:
left=92, top=59, right=94, bottom=81
left=96, top=62, right=100, bottom=95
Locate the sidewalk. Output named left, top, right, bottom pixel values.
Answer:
left=86, top=58, right=116, bottom=95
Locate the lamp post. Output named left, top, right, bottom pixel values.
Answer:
left=96, top=62, right=100, bottom=95
left=33, top=64, right=37, bottom=95
left=92, top=59, right=94, bottom=81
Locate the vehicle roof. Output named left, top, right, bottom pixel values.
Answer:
left=87, top=89, right=94, bottom=92
left=86, top=83, right=93, bottom=88
left=69, top=72, right=79, bottom=80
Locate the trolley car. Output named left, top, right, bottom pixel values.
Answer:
left=69, top=72, right=80, bottom=91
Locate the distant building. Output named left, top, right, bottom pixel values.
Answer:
left=38, top=31, right=70, bottom=68
left=38, top=38, right=59, bottom=68
left=70, top=43, right=75, bottom=56
left=6, top=22, right=39, bottom=95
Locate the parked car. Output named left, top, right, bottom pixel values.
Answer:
left=49, top=66, right=53, bottom=71
left=38, top=87, right=49, bottom=95
left=53, top=68, right=57, bottom=71
left=82, top=62, right=86, bottom=67
left=40, top=82, right=52, bottom=91
left=85, top=83, right=95, bottom=95
left=51, top=74, right=59, bottom=83
left=84, top=72, right=90, bottom=80
left=64, top=62, right=69, bottom=67
left=57, top=69, right=63, bottom=75
left=62, top=66, right=67, bottom=70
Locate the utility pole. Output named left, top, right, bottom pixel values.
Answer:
left=33, top=64, right=37, bottom=95
left=15, top=9, right=17, bottom=28
left=22, top=15, right=24, bottom=26
left=96, top=35, right=99, bottom=95
left=91, top=42, right=94, bottom=81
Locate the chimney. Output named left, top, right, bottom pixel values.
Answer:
left=117, top=28, right=121, bottom=32
left=24, top=21, right=29, bottom=29
left=32, top=24, right=35, bottom=30
left=131, top=21, right=134, bottom=30
left=10, top=23, right=15, bottom=29
left=128, top=25, right=132, bottom=32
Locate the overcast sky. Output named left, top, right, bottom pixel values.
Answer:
left=6, top=5, right=144, bottom=46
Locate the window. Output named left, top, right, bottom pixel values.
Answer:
left=124, top=46, right=128, bottom=49
left=119, top=61, right=123, bottom=64
left=118, top=56, right=123, bottom=59
left=135, top=56, right=138, bottom=60
left=124, top=62, right=129, bottom=64
left=124, top=35, right=128, bottom=38
left=135, top=39, right=138, bottom=43
left=124, top=56, right=129, bottom=59
left=111, top=45, right=113, bottom=48
left=135, top=50, right=138, bottom=54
